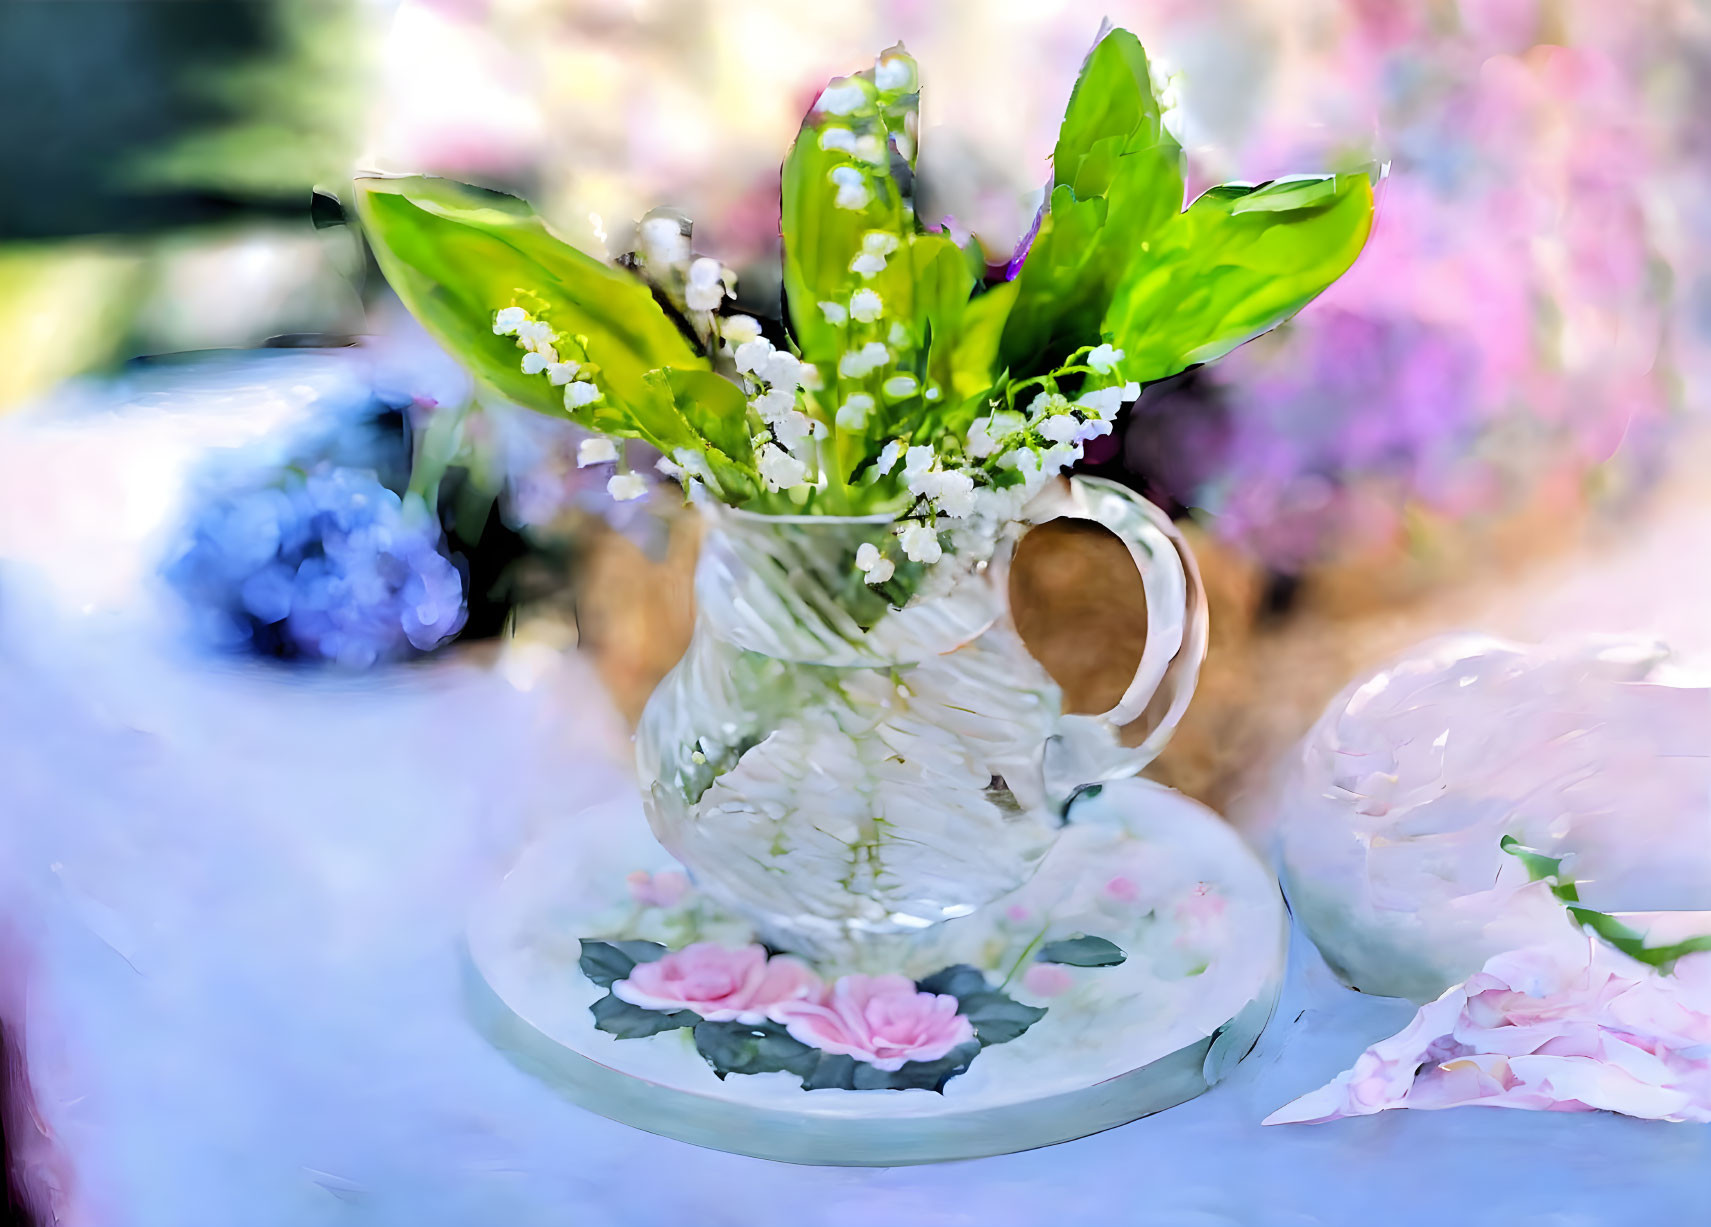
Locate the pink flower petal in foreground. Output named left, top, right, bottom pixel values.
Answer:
left=771, top=973, right=976, bottom=1071
left=1266, top=940, right=1711, bottom=1125
left=613, top=942, right=820, bottom=1023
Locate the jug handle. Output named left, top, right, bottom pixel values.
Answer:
left=1018, top=475, right=1208, bottom=797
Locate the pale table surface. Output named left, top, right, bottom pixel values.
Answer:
left=3, top=354, right=1708, bottom=1226
left=3, top=606, right=1707, bottom=1227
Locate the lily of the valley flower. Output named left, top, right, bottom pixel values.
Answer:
left=836, top=393, right=875, bottom=430
left=816, top=79, right=869, bottom=117
left=758, top=444, right=809, bottom=491
left=576, top=437, right=617, bottom=467
left=718, top=314, right=762, bottom=347
left=849, top=288, right=883, bottom=322
left=638, top=215, right=691, bottom=268
left=819, top=126, right=857, bottom=153
left=685, top=257, right=726, bottom=312
left=1087, top=343, right=1124, bottom=372
left=830, top=165, right=871, bottom=211
left=838, top=342, right=891, bottom=380
left=854, top=540, right=895, bottom=584
left=563, top=381, right=601, bottom=410
left=898, top=522, right=943, bottom=563
left=607, top=472, right=648, bottom=502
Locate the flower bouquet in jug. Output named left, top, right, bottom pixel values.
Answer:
left=355, top=28, right=1372, bottom=612
left=374, top=28, right=1369, bottom=1111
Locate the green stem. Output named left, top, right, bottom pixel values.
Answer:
left=999, top=925, right=1050, bottom=990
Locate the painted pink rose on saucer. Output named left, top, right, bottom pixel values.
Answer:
left=613, top=942, right=819, bottom=1024
left=771, top=974, right=976, bottom=1071
left=575, top=934, right=1126, bottom=1092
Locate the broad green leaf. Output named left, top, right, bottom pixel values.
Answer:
left=798, top=1053, right=859, bottom=1089
left=642, top=367, right=758, bottom=499
left=1053, top=30, right=1183, bottom=256
left=692, top=1020, right=820, bottom=1080
left=353, top=176, right=704, bottom=440
left=997, top=186, right=1108, bottom=373
left=1052, top=30, right=1180, bottom=203
left=577, top=938, right=666, bottom=988
left=915, top=964, right=990, bottom=998
left=1036, top=935, right=1126, bottom=967
left=957, top=990, right=1048, bottom=1046
left=910, top=233, right=975, bottom=393
left=589, top=992, right=698, bottom=1038
left=794, top=1040, right=980, bottom=1093
left=1103, top=173, right=1374, bottom=385
left=950, top=279, right=1018, bottom=402
left=913, top=963, right=1045, bottom=1048
left=780, top=76, right=911, bottom=364
left=999, top=30, right=1185, bottom=377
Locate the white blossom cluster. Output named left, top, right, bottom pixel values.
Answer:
left=494, top=306, right=646, bottom=501
left=812, top=49, right=918, bottom=215
left=636, top=215, right=736, bottom=323
left=733, top=333, right=823, bottom=493
left=853, top=346, right=1142, bottom=587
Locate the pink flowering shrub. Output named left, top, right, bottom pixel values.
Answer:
left=1122, top=0, right=1705, bottom=569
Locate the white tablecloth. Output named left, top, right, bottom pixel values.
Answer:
left=4, top=607, right=1706, bottom=1227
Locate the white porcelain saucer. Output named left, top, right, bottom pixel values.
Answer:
left=465, top=779, right=1286, bottom=1165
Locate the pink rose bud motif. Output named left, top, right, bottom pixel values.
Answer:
left=625, top=869, right=690, bottom=909
left=614, top=942, right=820, bottom=1024
left=771, top=973, right=977, bottom=1071
left=1022, top=964, right=1076, bottom=998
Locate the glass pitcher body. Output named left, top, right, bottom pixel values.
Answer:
left=635, top=476, right=1205, bottom=954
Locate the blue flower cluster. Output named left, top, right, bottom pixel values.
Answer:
left=169, top=465, right=468, bottom=667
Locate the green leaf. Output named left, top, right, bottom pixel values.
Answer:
left=780, top=82, right=911, bottom=364
left=609, top=940, right=670, bottom=964
left=1036, top=935, right=1127, bottom=968
left=683, top=966, right=996, bottom=1092
left=1567, top=908, right=1711, bottom=975
left=998, top=29, right=1185, bottom=377
left=636, top=368, right=759, bottom=501
left=1103, top=173, right=1374, bottom=385
left=915, top=964, right=990, bottom=998
left=919, top=965, right=1047, bottom=1050
left=794, top=1044, right=981, bottom=1093
left=589, top=992, right=699, bottom=1038
left=1500, top=836, right=1711, bottom=974
left=649, top=368, right=751, bottom=462
left=910, top=233, right=976, bottom=389
left=950, top=280, right=1018, bottom=403
left=1051, top=30, right=1180, bottom=207
left=1498, top=834, right=1578, bottom=901
left=997, top=185, right=1108, bottom=376
left=353, top=175, right=705, bottom=440
left=957, top=990, right=1047, bottom=1046
left=577, top=939, right=666, bottom=988
left=692, top=1020, right=821, bottom=1080
left=801, top=1053, right=861, bottom=1090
